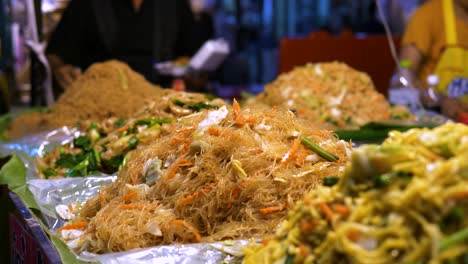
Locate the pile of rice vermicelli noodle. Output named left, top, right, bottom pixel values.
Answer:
left=35, top=91, right=226, bottom=178
left=56, top=102, right=352, bottom=253
left=244, top=122, right=468, bottom=264
left=247, top=62, right=395, bottom=129
left=7, top=60, right=164, bottom=139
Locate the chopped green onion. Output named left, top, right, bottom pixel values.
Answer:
left=88, top=122, right=98, bottom=130
left=440, top=227, right=468, bottom=251
left=114, top=119, right=126, bottom=128
left=74, top=136, right=92, bottom=151
left=128, top=136, right=139, bottom=150
left=103, top=155, right=124, bottom=170
left=373, top=173, right=393, bottom=187
left=93, top=148, right=101, bottom=166
left=323, top=176, right=340, bottom=187
left=41, top=168, right=56, bottom=178
left=172, top=99, right=186, bottom=107
left=300, top=136, right=339, bottom=162
left=171, top=99, right=217, bottom=112
left=285, top=252, right=294, bottom=264
left=135, top=118, right=173, bottom=127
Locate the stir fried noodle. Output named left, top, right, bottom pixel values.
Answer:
left=244, top=123, right=468, bottom=264
left=58, top=103, right=351, bottom=253
left=36, top=91, right=226, bottom=178
left=247, top=62, right=394, bottom=129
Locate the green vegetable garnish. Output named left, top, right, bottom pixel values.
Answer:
left=173, top=99, right=186, bottom=107
left=128, top=136, right=139, bottom=150
left=67, top=158, right=89, bottom=177
left=187, top=102, right=217, bottom=112
left=56, top=153, right=80, bottom=169
left=284, top=252, right=294, bottom=264
left=373, top=171, right=412, bottom=188
left=171, top=99, right=217, bottom=112
left=40, top=168, right=56, bottom=178
left=440, top=227, right=468, bottom=251
left=323, top=176, right=340, bottom=186
left=373, top=173, right=393, bottom=187
left=134, top=118, right=173, bottom=127
left=300, top=136, right=339, bottom=162
left=88, top=122, right=98, bottom=130
left=114, top=119, right=126, bottom=128
left=93, top=148, right=101, bottom=166
left=74, top=136, right=92, bottom=151
left=103, top=155, right=124, bottom=170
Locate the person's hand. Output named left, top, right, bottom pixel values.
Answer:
left=441, top=97, right=468, bottom=120
left=53, top=64, right=81, bottom=90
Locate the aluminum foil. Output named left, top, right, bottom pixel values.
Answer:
left=28, top=175, right=116, bottom=229
left=0, top=127, right=78, bottom=180
left=84, top=241, right=246, bottom=264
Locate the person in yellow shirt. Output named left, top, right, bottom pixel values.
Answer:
left=400, top=0, right=468, bottom=119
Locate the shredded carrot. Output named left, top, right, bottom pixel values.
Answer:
left=227, top=181, right=248, bottom=209
left=304, top=198, right=315, bottom=206
left=208, top=126, right=220, bottom=136
left=178, top=160, right=193, bottom=167
left=249, top=148, right=263, bottom=155
left=346, top=229, right=361, bottom=242
left=120, top=204, right=144, bottom=210
left=121, top=191, right=138, bottom=202
left=245, top=116, right=257, bottom=124
left=170, top=137, right=186, bottom=145
left=166, top=140, right=192, bottom=180
left=261, top=239, right=270, bottom=246
left=448, top=191, right=468, bottom=201
left=280, top=138, right=301, bottom=166
left=299, top=243, right=309, bottom=256
left=337, top=119, right=346, bottom=127
left=115, top=124, right=130, bottom=133
left=57, top=221, right=88, bottom=233
left=332, top=204, right=351, bottom=217
left=171, top=220, right=202, bottom=242
left=319, top=203, right=334, bottom=222
left=297, top=108, right=307, bottom=115
left=259, top=205, right=286, bottom=215
left=176, top=126, right=195, bottom=133
left=177, top=183, right=216, bottom=206
left=300, top=218, right=318, bottom=232
left=295, top=147, right=307, bottom=166
left=233, top=98, right=245, bottom=126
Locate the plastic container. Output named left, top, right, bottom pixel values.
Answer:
left=422, top=74, right=443, bottom=109
left=388, top=60, right=422, bottom=112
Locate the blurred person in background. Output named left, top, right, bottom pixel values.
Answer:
left=46, top=0, right=213, bottom=95
left=400, top=0, right=468, bottom=119
left=378, top=0, right=424, bottom=34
